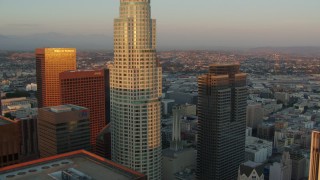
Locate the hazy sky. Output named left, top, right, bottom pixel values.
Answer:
left=0, top=0, right=320, bottom=49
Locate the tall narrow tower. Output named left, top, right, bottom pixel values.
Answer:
left=111, top=0, right=162, bottom=179
left=197, top=64, right=247, bottom=179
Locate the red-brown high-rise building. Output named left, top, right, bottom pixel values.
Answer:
left=309, top=130, right=320, bottom=180
left=0, top=116, right=21, bottom=168
left=59, top=69, right=108, bottom=151
left=36, top=48, right=76, bottom=108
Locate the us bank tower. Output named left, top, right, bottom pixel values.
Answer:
left=110, top=0, right=162, bottom=179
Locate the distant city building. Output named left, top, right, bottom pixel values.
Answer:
left=3, top=104, right=37, bottom=119
left=197, top=64, right=247, bottom=179
left=274, top=130, right=295, bottom=153
left=274, top=92, right=290, bottom=105
left=0, top=97, right=39, bottom=162
left=1, top=97, right=37, bottom=116
left=0, top=150, right=147, bottom=180
left=167, top=91, right=198, bottom=105
left=59, top=69, right=108, bottom=151
left=25, top=83, right=37, bottom=91
left=245, top=136, right=273, bottom=163
left=238, top=161, right=264, bottom=180
left=0, top=116, right=21, bottom=167
left=287, top=150, right=307, bottom=180
left=171, top=104, right=196, bottom=151
left=36, top=48, right=76, bottom=108
left=246, top=103, right=263, bottom=129
left=110, top=0, right=162, bottom=179
left=257, top=123, right=275, bottom=141
left=38, top=105, right=91, bottom=158
left=246, top=127, right=253, bottom=137
left=309, top=130, right=320, bottom=180
left=274, top=121, right=289, bottom=130
left=161, top=99, right=175, bottom=117
left=269, top=152, right=292, bottom=180
left=163, top=104, right=197, bottom=180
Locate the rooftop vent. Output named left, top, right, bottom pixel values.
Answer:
left=61, top=168, right=92, bottom=180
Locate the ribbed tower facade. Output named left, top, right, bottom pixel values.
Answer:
left=197, top=64, right=247, bottom=179
left=309, top=130, right=320, bottom=180
left=111, top=0, right=162, bottom=179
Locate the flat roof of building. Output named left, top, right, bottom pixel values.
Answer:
left=0, top=150, right=146, bottom=180
left=239, top=161, right=264, bottom=177
left=243, top=161, right=262, bottom=168
left=209, top=63, right=240, bottom=66
left=0, top=116, right=16, bottom=126
left=59, top=69, right=105, bottom=79
left=1, top=97, right=28, bottom=103
left=42, top=104, right=87, bottom=113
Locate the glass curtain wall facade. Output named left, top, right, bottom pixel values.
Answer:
left=111, top=0, right=162, bottom=179
left=197, top=64, right=247, bottom=180
left=36, top=48, right=76, bottom=108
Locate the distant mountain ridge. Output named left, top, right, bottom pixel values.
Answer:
left=0, top=33, right=113, bottom=51
left=247, top=46, right=320, bottom=56
left=0, top=33, right=320, bottom=56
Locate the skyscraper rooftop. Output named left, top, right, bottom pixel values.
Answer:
left=0, top=150, right=147, bottom=180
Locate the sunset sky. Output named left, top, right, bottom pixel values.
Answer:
left=0, top=0, right=319, bottom=49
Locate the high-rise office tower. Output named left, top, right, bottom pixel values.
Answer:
left=197, top=64, right=247, bottom=179
left=309, top=130, right=320, bottom=180
left=36, top=48, right=76, bottom=108
left=111, top=0, right=162, bottom=179
left=60, top=69, right=108, bottom=151
left=38, top=105, right=91, bottom=158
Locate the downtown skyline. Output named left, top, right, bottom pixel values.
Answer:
left=1, top=0, right=320, bottom=50
left=0, top=0, right=320, bottom=180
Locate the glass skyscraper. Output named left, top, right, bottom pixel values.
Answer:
left=197, top=64, right=247, bottom=179
left=110, top=0, right=162, bottom=179
left=36, top=48, right=76, bottom=108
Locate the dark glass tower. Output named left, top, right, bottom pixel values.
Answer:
left=196, top=64, right=247, bottom=180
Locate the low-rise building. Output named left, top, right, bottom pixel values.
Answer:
left=238, top=161, right=264, bottom=180
left=269, top=152, right=292, bottom=180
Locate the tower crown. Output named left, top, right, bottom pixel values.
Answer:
left=209, top=64, right=240, bottom=75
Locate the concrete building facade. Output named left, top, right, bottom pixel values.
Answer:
left=60, top=69, right=108, bottom=151
left=246, top=103, right=263, bottom=129
left=38, top=105, right=91, bottom=158
left=269, top=152, right=292, bottom=180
